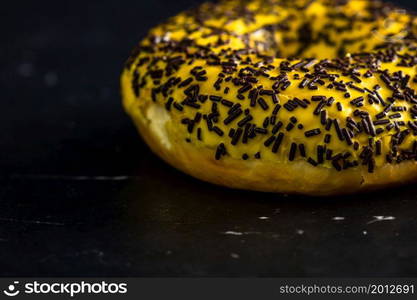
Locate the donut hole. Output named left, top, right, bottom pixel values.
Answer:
left=234, top=0, right=410, bottom=60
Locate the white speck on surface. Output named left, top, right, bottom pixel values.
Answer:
left=17, top=63, right=34, bottom=77
left=44, top=71, right=58, bottom=86
left=223, top=231, right=243, bottom=236
left=367, top=216, right=396, bottom=224
left=243, top=231, right=262, bottom=235
left=0, top=217, right=64, bottom=226
left=363, top=230, right=368, bottom=235
left=296, top=229, right=304, bottom=235
left=230, top=253, right=240, bottom=259
left=332, top=216, right=345, bottom=221
left=222, top=231, right=264, bottom=236
left=258, top=216, right=269, bottom=220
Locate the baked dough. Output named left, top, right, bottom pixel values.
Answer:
left=121, top=0, right=417, bottom=195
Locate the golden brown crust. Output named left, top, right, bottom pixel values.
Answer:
left=122, top=71, right=417, bottom=196
left=131, top=100, right=417, bottom=196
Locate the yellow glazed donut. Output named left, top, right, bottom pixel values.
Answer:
left=121, top=0, right=417, bottom=196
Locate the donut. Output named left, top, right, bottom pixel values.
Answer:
left=121, top=0, right=417, bottom=196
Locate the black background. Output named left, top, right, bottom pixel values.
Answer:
left=1, top=0, right=417, bottom=277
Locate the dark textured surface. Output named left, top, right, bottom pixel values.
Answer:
left=1, top=0, right=417, bottom=277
